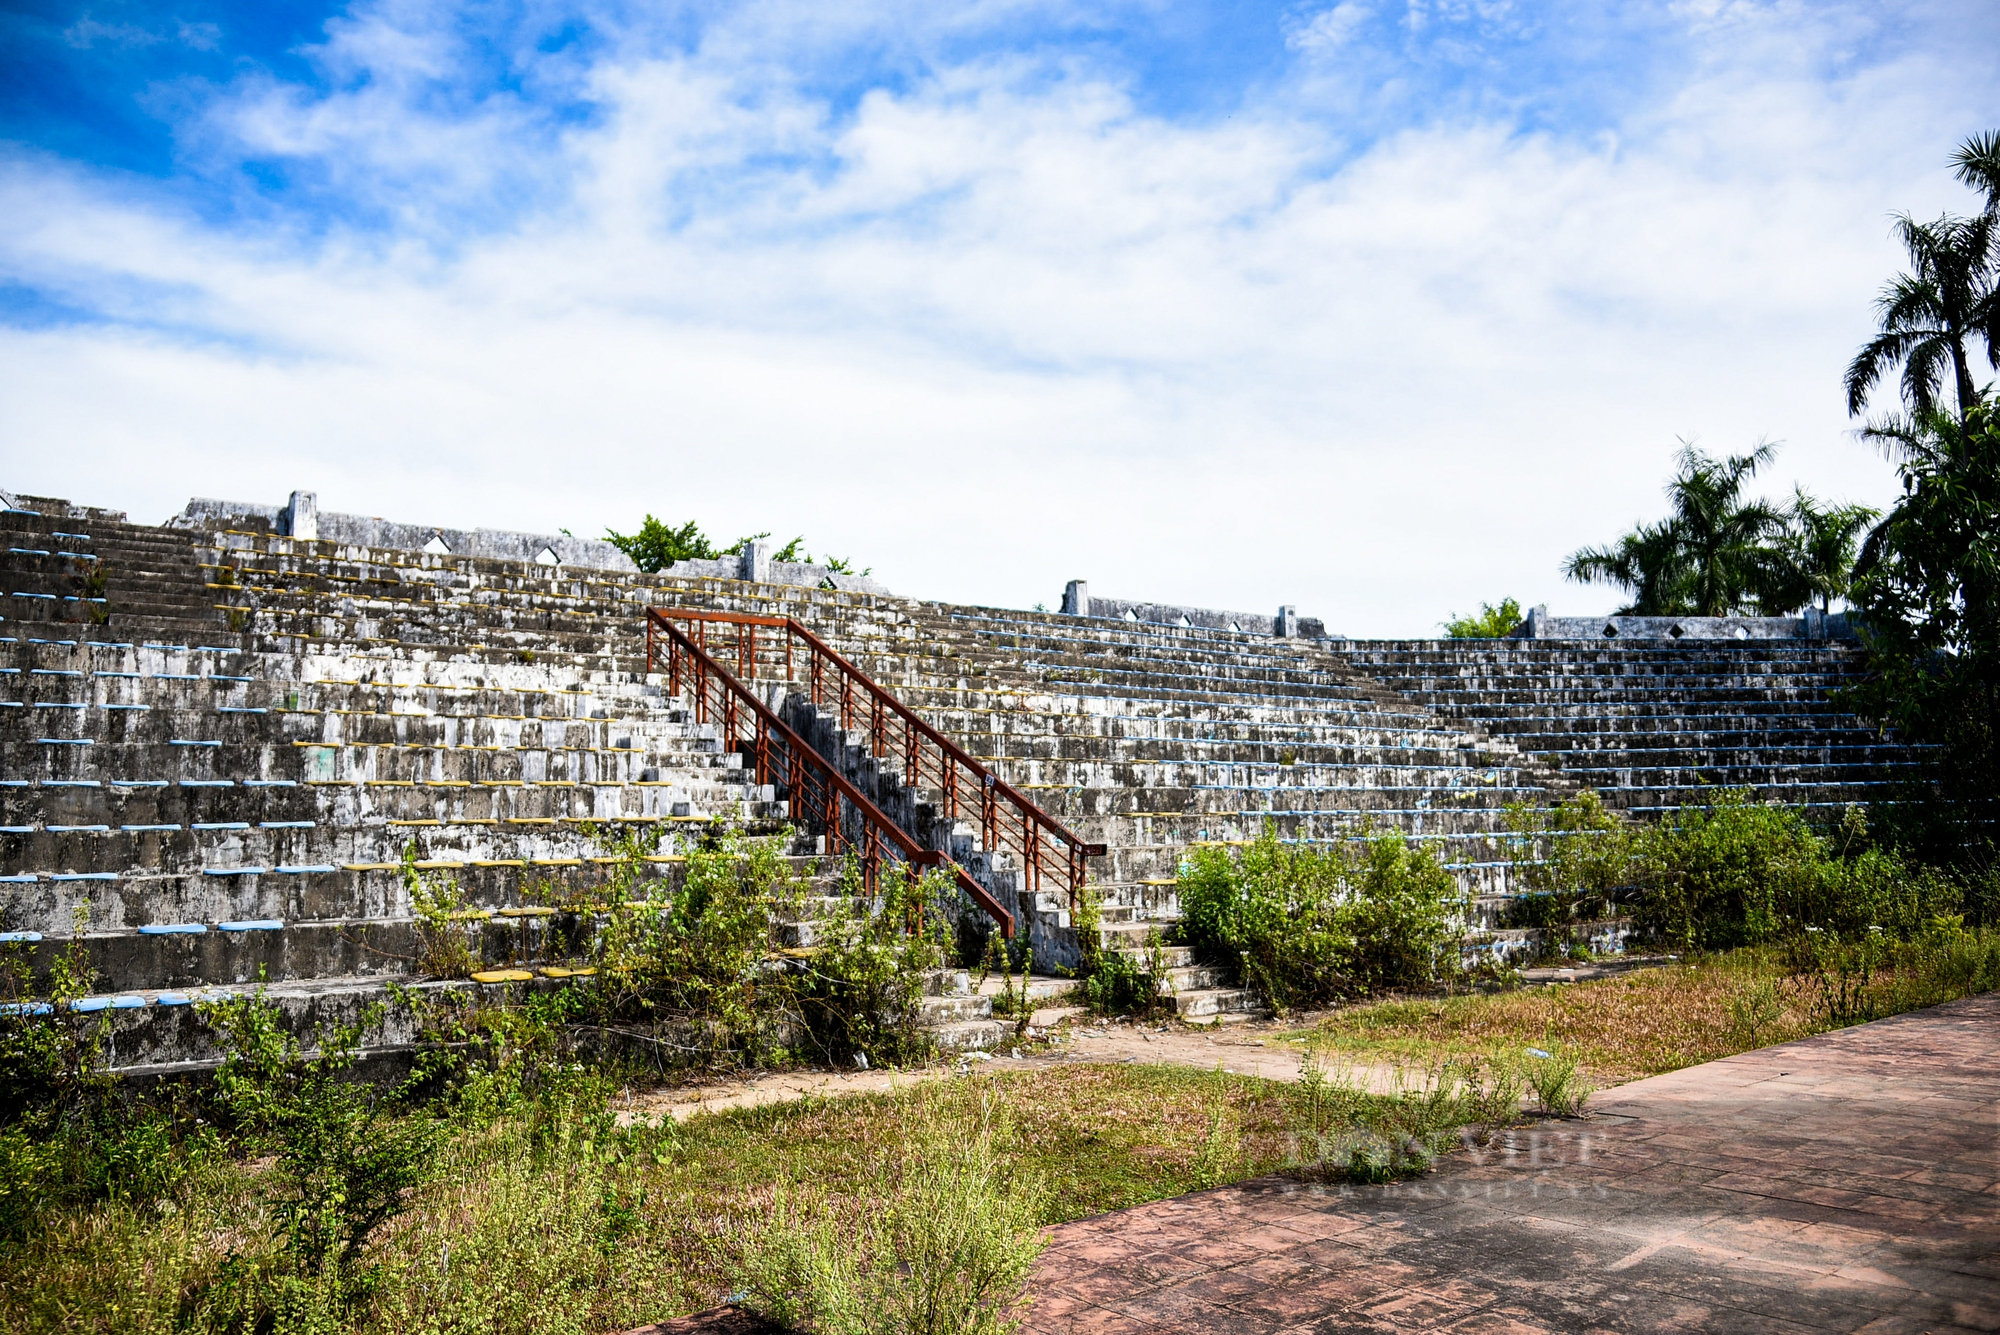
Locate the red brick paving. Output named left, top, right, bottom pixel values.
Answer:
left=1022, top=992, right=2000, bottom=1334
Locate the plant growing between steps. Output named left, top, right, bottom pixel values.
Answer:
left=1069, top=889, right=1172, bottom=1018
left=982, top=933, right=1033, bottom=1019
left=76, top=558, right=110, bottom=623
left=404, top=840, right=478, bottom=979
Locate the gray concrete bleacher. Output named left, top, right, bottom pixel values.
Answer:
left=1328, top=639, right=1904, bottom=816
left=0, top=490, right=1915, bottom=1053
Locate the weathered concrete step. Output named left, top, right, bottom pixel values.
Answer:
left=918, top=992, right=995, bottom=1025
left=1174, top=987, right=1267, bottom=1021
left=926, top=1019, right=1007, bottom=1052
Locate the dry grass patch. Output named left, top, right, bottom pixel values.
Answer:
left=1303, top=937, right=2000, bottom=1084
left=1303, top=956, right=1793, bottom=1083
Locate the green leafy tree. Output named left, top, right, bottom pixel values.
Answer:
left=606, top=518, right=860, bottom=575
left=1844, top=211, right=1999, bottom=424
left=604, top=517, right=720, bottom=572
left=1442, top=598, right=1523, bottom=638
left=1847, top=398, right=2000, bottom=865
left=1565, top=441, right=1787, bottom=615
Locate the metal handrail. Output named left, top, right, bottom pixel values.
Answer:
left=644, top=610, right=1016, bottom=936
left=646, top=606, right=1104, bottom=920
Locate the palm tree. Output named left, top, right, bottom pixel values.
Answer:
left=1844, top=212, right=1999, bottom=423
left=1564, top=519, right=1688, bottom=615
left=1565, top=441, right=1785, bottom=616
left=1955, top=129, right=2000, bottom=215
left=1769, top=488, right=1880, bottom=613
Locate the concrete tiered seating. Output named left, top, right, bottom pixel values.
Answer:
left=1329, top=641, right=1911, bottom=815
left=0, top=497, right=1006, bottom=1067
left=5, top=492, right=1918, bottom=1043
left=180, top=523, right=1581, bottom=1020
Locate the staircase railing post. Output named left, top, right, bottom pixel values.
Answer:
left=982, top=775, right=997, bottom=854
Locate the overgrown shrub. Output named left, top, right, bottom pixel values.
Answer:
left=1511, top=790, right=1971, bottom=951
left=202, top=993, right=444, bottom=1294
left=564, top=825, right=956, bottom=1070
left=1176, top=828, right=1466, bottom=1012
left=1082, top=945, right=1170, bottom=1018
left=1504, top=790, right=1634, bottom=930
left=0, top=915, right=220, bottom=1243
left=589, top=826, right=806, bottom=1065
left=1627, top=793, right=1962, bottom=949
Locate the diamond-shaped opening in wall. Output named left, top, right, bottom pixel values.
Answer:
left=535, top=547, right=560, bottom=566
left=1670, top=624, right=1685, bottom=638
left=1230, top=622, right=1241, bottom=633
left=423, top=534, right=451, bottom=555
left=1734, top=625, right=1750, bottom=639
left=1124, top=609, right=1139, bottom=621
left=1603, top=624, right=1620, bottom=638
left=1177, top=615, right=1192, bottom=627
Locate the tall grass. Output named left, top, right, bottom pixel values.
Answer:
left=737, top=1085, right=1046, bottom=1335
left=1, top=1058, right=1547, bottom=1335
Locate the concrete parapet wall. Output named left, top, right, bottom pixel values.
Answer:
left=170, top=494, right=637, bottom=571
left=167, top=497, right=890, bottom=595
left=1510, top=605, right=1855, bottom=641
left=1066, top=582, right=1329, bottom=639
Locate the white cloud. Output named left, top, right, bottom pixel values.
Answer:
left=2, top=0, right=1995, bottom=634
left=1287, top=4, right=1373, bottom=55
left=63, top=17, right=163, bottom=49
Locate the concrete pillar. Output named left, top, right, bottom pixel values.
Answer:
left=1525, top=605, right=1548, bottom=639
left=286, top=491, right=318, bottom=541
left=1275, top=605, right=1297, bottom=638
left=1062, top=580, right=1089, bottom=616
left=739, top=539, right=774, bottom=584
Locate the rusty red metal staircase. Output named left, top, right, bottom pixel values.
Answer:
left=644, top=608, right=1103, bottom=937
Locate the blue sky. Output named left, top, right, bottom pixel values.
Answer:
left=2, top=0, right=1996, bottom=632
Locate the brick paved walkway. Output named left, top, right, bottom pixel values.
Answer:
left=1024, top=993, right=2000, bottom=1334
